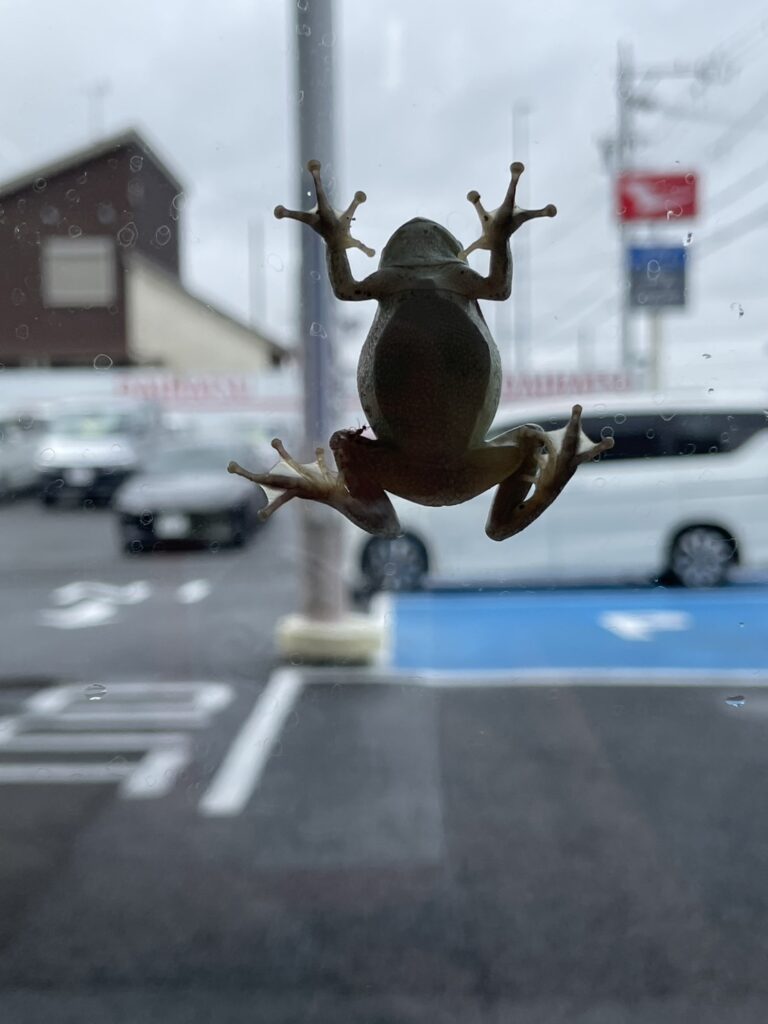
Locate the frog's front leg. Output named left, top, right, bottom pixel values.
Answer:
left=275, top=160, right=381, bottom=301
left=228, top=433, right=402, bottom=538
left=486, top=405, right=613, bottom=541
left=460, top=162, right=557, bottom=300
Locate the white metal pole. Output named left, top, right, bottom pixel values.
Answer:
left=248, top=219, right=266, bottom=328
left=648, top=310, right=663, bottom=390
left=295, top=0, right=345, bottom=622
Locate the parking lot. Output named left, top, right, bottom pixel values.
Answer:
left=3, top=495, right=768, bottom=1022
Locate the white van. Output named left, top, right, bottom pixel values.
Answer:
left=35, top=397, right=164, bottom=507
left=0, top=404, right=47, bottom=499
left=342, top=391, right=768, bottom=593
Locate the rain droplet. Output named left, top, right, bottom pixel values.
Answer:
left=39, top=447, right=55, bottom=461
left=310, top=322, right=327, bottom=338
left=117, top=221, right=138, bottom=248
left=129, top=154, right=144, bottom=172
left=68, top=224, right=82, bottom=238
left=739, top=621, right=745, bottom=629
left=297, top=0, right=308, bottom=9
left=594, top=477, right=606, bottom=488
left=702, top=353, right=711, bottom=359
left=15, top=324, right=29, bottom=340
left=730, top=302, right=744, bottom=318
left=85, top=683, right=107, bottom=702
left=683, top=232, right=693, bottom=246
left=111, top=443, right=121, bottom=453
left=309, top=269, right=321, bottom=281
left=297, top=23, right=311, bottom=36
left=267, top=252, right=284, bottom=272
left=109, top=755, right=128, bottom=773
left=155, top=225, right=171, bottom=246
left=708, top=388, right=715, bottom=393
left=297, top=89, right=305, bottom=104
left=725, top=695, right=745, bottom=709
left=660, top=412, right=676, bottom=421
left=93, top=353, right=113, bottom=370
left=614, top=413, right=627, bottom=424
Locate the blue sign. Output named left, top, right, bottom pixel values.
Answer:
left=628, top=245, right=687, bottom=308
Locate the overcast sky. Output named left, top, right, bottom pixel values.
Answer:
left=3, top=0, right=768, bottom=391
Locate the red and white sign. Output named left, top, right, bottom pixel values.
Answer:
left=617, top=172, right=698, bottom=221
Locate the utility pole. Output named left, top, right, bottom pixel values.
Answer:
left=615, top=43, right=634, bottom=381
left=512, top=101, right=531, bottom=374
left=85, top=80, right=110, bottom=140
left=610, top=44, right=727, bottom=389
left=276, top=0, right=382, bottom=663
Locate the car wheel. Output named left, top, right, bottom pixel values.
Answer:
left=361, top=533, right=428, bottom=593
left=668, top=526, right=735, bottom=588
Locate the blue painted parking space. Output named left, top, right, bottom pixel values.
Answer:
left=390, top=586, right=768, bottom=672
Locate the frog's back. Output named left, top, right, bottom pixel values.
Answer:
left=357, top=291, right=501, bottom=455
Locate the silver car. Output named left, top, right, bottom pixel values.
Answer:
left=113, top=441, right=268, bottom=553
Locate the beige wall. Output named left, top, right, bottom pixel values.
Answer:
left=126, top=257, right=275, bottom=371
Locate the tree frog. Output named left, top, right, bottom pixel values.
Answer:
left=228, top=160, right=613, bottom=540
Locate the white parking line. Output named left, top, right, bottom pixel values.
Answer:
left=175, top=579, right=212, bottom=604
left=199, top=668, right=303, bottom=817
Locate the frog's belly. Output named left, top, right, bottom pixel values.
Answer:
left=358, top=293, right=499, bottom=454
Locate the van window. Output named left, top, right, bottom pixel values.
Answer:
left=493, top=411, right=767, bottom=463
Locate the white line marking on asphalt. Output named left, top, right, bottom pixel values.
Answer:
left=175, top=579, right=212, bottom=604
left=52, top=581, right=152, bottom=606
left=119, top=742, right=191, bottom=799
left=0, top=682, right=234, bottom=798
left=0, top=763, right=133, bottom=784
left=38, top=600, right=118, bottom=629
left=199, top=668, right=303, bottom=817
left=599, top=610, right=692, bottom=641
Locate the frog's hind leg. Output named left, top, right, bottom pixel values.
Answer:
left=486, top=405, right=613, bottom=541
left=228, top=434, right=401, bottom=539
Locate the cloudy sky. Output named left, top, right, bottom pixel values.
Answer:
left=3, top=0, right=768, bottom=391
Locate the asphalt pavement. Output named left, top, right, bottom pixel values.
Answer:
left=2, top=494, right=768, bottom=1022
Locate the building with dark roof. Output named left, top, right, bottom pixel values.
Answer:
left=0, top=128, right=289, bottom=370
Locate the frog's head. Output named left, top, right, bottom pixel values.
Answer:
left=380, top=218, right=466, bottom=268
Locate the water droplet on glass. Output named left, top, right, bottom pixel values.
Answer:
left=309, top=269, right=321, bottom=281
left=130, top=154, right=144, bottom=172
left=15, top=324, right=29, bottom=340
left=33, top=177, right=47, bottom=192
left=117, top=222, right=138, bottom=248
left=738, top=621, right=745, bottom=629
left=109, top=754, right=128, bottom=773
left=297, top=23, right=311, bottom=36
left=68, top=225, right=82, bottom=239
left=297, top=89, right=305, bottom=104
left=297, top=0, right=308, bottom=7
left=594, top=477, right=606, bottom=488
left=708, top=388, right=714, bottom=393
left=39, top=447, right=55, bottom=462
left=310, top=322, right=327, bottom=338
left=85, top=683, right=107, bottom=702
left=730, top=302, right=744, bottom=318
left=685, top=173, right=694, bottom=183
left=660, top=411, right=675, bottom=421
left=321, top=32, right=336, bottom=46
left=614, top=413, right=627, bottom=424
left=702, top=353, right=711, bottom=360
left=267, top=252, right=284, bottom=272
left=684, top=232, right=693, bottom=246
left=93, top=353, right=113, bottom=370
left=725, top=695, right=745, bottom=709
left=155, top=225, right=171, bottom=246
left=111, top=443, right=121, bottom=452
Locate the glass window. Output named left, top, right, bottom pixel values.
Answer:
left=41, top=236, right=117, bottom=307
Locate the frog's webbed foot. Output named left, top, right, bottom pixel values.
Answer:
left=486, top=404, right=613, bottom=541
left=460, top=162, right=557, bottom=259
left=274, top=160, right=375, bottom=257
left=228, top=436, right=400, bottom=538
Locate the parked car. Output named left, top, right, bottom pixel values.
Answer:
left=35, top=398, right=164, bottom=507
left=0, top=404, right=48, bottom=499
left=113, top=441, right=268, bottom=552
left=342, top=390, right=768, bottom=593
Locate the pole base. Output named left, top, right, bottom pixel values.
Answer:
left=276, top=610, right=386, bottom=666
